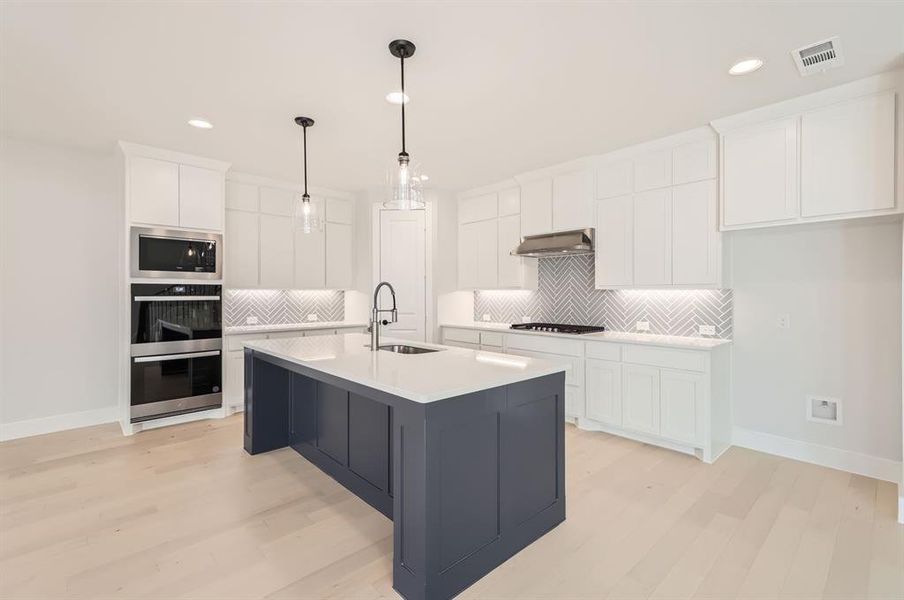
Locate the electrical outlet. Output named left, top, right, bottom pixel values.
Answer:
left=636, top=321, right=650, bottom=332
left=307, top=313, right=318, bottom=322
left=806, top=395, right=842, bottom=425
left=482, top=314, right=492, bottom=322
left=245, top=316, right=259, bottom=325
left=777, top=313, right=791, bottom=329
left=698, top=325, right=716, bottom=336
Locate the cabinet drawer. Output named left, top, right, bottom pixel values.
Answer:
left=443, top=328, right=480, bottom=345
left=304, top=328, right=338, bottom=337
left=585, top=341, right=621, bottom=361
left=445, top=340, right=480, bottom=350
left=622, top=345, right=706, bottom=372
left=226, top=333, right=268, bottom=353
left=479, top=331, right=504, bottom=347
left=267, top=330, right=306, bottom=340
left=505, top=333, right=583, bottom=357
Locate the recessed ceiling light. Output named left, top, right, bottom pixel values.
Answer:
left=385, top=91, right=410, bottom=105
left=729, top=58, right=764, bottom=76
left=188, top=118, right=213, bottom=129
left=419, top=174, right=429, bottom=181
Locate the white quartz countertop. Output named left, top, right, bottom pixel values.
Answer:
left=224, top=321, right=366, bottom=335
left=441, top=322, right=732, bottom=350
left=243, top=333, right=568, bottom=404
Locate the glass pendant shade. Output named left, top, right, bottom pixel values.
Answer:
left=295, top=193, right=321, bottom=233
left=385, top=154, right=425, bottom=209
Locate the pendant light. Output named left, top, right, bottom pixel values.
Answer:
left=384, top=39, right=425, bottom=209
left=294, top=116, right=321, bottom=233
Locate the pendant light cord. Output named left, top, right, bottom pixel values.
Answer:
left=302, top=123, right=309, bottom=196
left=400, top=53, right=406, bottom=155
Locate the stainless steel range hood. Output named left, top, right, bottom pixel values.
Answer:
left=511, top=228, right=594, bottom=258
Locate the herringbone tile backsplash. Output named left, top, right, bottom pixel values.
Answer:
left=474, top=255, right=732, bottom=338
left=224, top=289, right=345, bottom=327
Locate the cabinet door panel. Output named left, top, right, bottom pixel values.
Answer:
left=622, top=364, right=660, bottom=435
left=498, top=187, right=521, bottom=216
left=552, top=170, right=594, bottom=231
left=259, top=186, right=295, bottom=215
left=226, top=181, right=259, bottom=212
left=520, top=178, right=553, bottom=236
left=633, top=189, right=672, bottom=286
left=225, top=209, right=260, bottom=288
left=660, top=369, right=704, bottom=445
left=179, top=165, right=224, bottom=230
left=801, top=92, right=895, bottom=218
left=459, top=193, right=498, bottom=223
left=723, top=118, right=799, bottom=227
left=475, top=219, right=499, bottom=288
left=130, top=156, right=179, bottom=226
left=595, top=196, right=633, bottom=288
left=225, top=353, right=245, bottom=409
left=634, top=150, right=672, bottom=191
left=259, top=214, right=294, bottom=289
left=294, top=206, right=326, bottom=289
left=316, top=383, right=348, bottom=466
left=672, top=180, right=718, bottom=286
left=596, top=160, right=633, bottom=199
left=498, top=214, right=523, bottom=288
left=325, top=221, right=353, bottom=289
left=586, top=359, right=622, bottom=426
left=673, top=139, right=718, bottom=185
left=348, top=393, right=390, bottom=492
left=458, top=221, right=479, bottom=289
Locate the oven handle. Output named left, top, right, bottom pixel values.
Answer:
left=133, top=350, right=221, bottom=363
left=133, top=296, right=221, bottom=302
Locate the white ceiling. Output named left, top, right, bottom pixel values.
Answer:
left=2, top=2, right=902, bottom=192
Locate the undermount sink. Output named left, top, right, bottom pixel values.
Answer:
left=377, top=344, right=441, bottom=355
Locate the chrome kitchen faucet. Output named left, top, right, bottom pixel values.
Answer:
left=369, top=281, right=399, bottom=350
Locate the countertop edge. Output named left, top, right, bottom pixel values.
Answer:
left=224, top=322, right=367, bottom=335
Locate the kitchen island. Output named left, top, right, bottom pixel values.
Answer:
left=243, top=333, right=567, bottom=600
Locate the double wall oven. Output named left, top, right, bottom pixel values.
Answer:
left=129, top=227, right=224, bottom=422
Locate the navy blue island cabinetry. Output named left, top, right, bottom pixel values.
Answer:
left=242, top=334, right=566, bottom=600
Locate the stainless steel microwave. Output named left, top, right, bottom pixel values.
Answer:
left=130, top=226, right=222, bottom=280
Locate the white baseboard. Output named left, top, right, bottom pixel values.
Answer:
left=0, top=406, right=118, bottom=441
left=732, top=427, right=902, bottom=484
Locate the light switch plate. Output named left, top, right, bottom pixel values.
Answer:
left=698, top=325, right=716, bottom=336
left=482, top=314, right=492, bottom=322
left=307, top=313, right=318, bottom=322
left=777, top=313, right=791, bottom=329
left=245, top=316, right=259, bottom=325
left=636, top=321, right=650, bottom=332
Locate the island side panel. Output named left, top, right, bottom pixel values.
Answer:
left=243, top=348, right=290, bottom=455
left=393, top=371, right=566, bottom=600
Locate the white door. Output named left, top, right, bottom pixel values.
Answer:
left=660, top=369, right=705, bottom=445
left=520, top=178, right=553, bottom=236
left=633, top=188, right=672, bottom=286
left=622, top=364, right=660, bottom=435
left=179, top=165, right=224, bottom=231
left=497, top=214, right=523, bottom=288
left=225, top=209, right=259, bottom=288
left=552, top=170, right=594, bottom=231
left=129, top=156, right=179, bottom=226
left=800, top=92, right=895, bottom=218
left=672, top=180, right=718, bottom=286
left=585, top=359, right=622, bottom=426
left=722, top=117, right=799, bottom=227
left=380, top=210, right=426, bottom=341
left=595, top=196, right=634, bottom=288
left=259, top=214, right=294, bottom=289
left=325, top=221, right=353, bottom=289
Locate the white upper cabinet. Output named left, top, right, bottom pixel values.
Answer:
left=459, top=192, right=498, bottom=223
left=673, top=139, right=718, bottom=185
left=129, top=156, right=179, bottom=227
left=295, top=224, right=326, bottom=290
left=596, top=159, right=633, bottom=199
left=225, top=209, right=259, bottom=288
left=226, top=181, right=259, bottom=212
left=633, top=189, right=672, bottom=286
left=713, top=76, right=899, bottom=230
left=121, top=143, right=229, bottom=231
left=672, top=180, right=719, bottom=286
left=259, top=214, right=294, bottom=289
left=520, top=178, right=553, bottom=236
left=458, top=219, right=498, bottom=289
left=595, top=196, right=634, bottom=288
left=497, top=214, right=523, bottom=288
left=800, top=92, right=895, bottom=218
left=325, top=221, right=353, bottom=289
left=179, top=165, right=224, bottom=231
left=259, top=186, right=295, bottom=215
left=633, top=149, right=672, bottom=192
left=457, top=221, right=480, bottom=289
left=552, top=170, right=594, bottom=231
left=722, top=117, right=799, bottom=228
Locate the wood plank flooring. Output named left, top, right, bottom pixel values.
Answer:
left=1, top=416, right=901, bottom=599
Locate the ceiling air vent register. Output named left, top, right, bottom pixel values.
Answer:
left=792, top=36, right=844, bottom=76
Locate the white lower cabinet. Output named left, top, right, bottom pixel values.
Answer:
left=659, top=369, right=705, bottom=445
left=585, top=359, right=621, bottom=426
left=621, top=364, right=661, bottom=435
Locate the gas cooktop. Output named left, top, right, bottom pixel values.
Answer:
left=510, top=323, right=606, bottom=335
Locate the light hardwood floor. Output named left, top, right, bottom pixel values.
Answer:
left=1, top=416, right=901, bottom=600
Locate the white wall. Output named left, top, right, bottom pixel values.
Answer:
left=730, top=218, right=903, bottom=469
left=0, top=137, right=120, bottom=438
